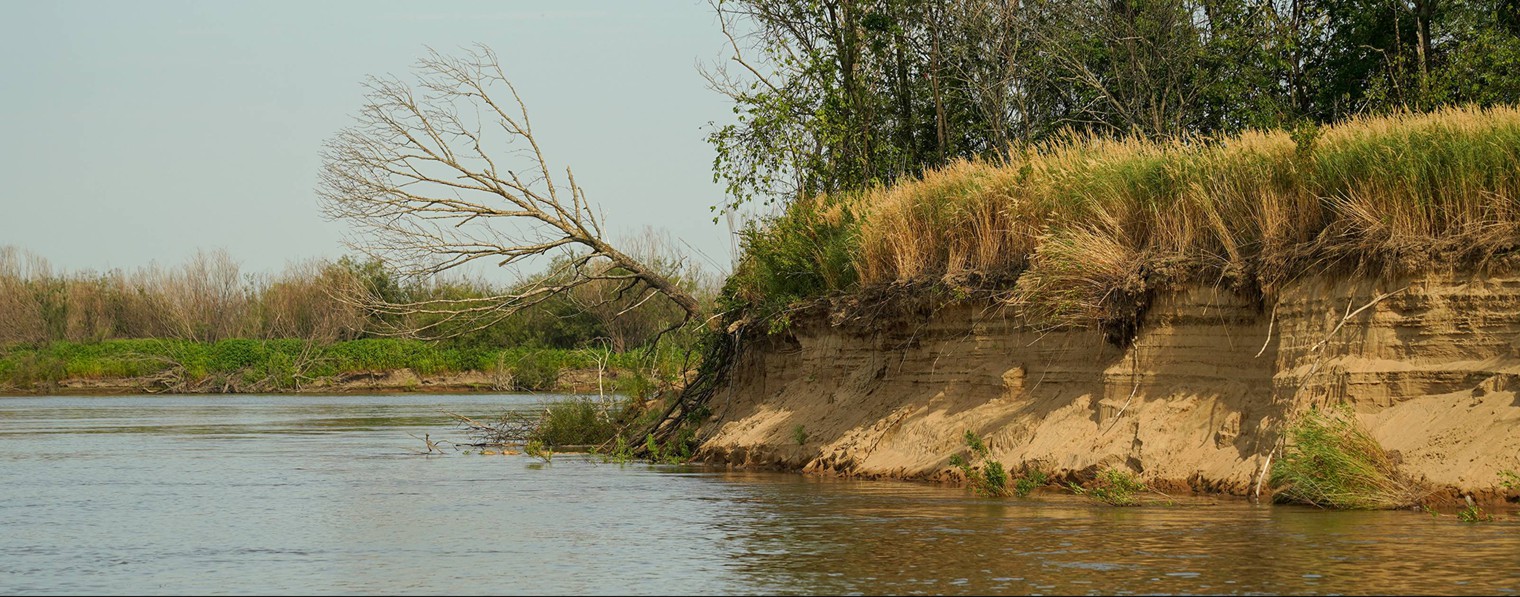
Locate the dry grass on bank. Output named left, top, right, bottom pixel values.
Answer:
left=731, top=105, right=1520, bottom=331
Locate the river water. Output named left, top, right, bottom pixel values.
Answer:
left=0, top=393, right=1516, bottom=595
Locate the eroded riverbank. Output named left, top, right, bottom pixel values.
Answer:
left=697, top=272, right=1520, bottom=506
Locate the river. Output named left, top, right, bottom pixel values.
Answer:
left=1, top=393, right=1516, bottom=595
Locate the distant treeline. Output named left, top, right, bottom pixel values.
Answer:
left=0, top=244, right=713, bottom=353
left=0, top=337, right=681, bottom=394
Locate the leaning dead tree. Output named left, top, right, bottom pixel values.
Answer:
left=318, top=45, right=702, bottom=335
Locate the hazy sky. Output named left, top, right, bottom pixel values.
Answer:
left=1, top=1, right=739, bottom=279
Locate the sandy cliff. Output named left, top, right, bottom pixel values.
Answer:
left=696, top=272, right=1520, bottom=500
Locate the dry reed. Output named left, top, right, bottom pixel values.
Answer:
left=837, top=105, right=1520, bottom=329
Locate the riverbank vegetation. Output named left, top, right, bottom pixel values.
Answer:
left=949, top=430, right=1013, bottom=497
left=712, top=0, right=1520, bottom=212
left=0, top=246, right=712, bottom=394
left=1270, top=405, right=1430, bottom=509
left=0, top=337, right=694, bottom=394
left=726, top=106, right=1520, bottom=338
left=700, top=0, right=1520, bottom=501
left=1069, top=469, right=1151, bottom=507
left=711, top=0, right=1520, bottom=338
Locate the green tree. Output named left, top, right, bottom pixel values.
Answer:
left=708, top=0, right=1520, bottom=211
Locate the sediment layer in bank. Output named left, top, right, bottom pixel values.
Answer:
left=697, top=272, right=1520, bottom=505
left=701, top=106, right=1520, bottom=506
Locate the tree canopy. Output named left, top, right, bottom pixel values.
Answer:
left=709, top=0, right=1520, bottom=209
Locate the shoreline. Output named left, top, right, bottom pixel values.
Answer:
left=695, top=272, right=1520, bottom=509
left=0, top=367, right=625, bottom=397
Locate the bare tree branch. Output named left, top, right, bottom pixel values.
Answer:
left=319, top=46, right=702, bottom=335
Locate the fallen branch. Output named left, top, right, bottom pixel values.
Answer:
left=446, top=410, right=538, bottom=445
left=1101, top=336, right=1142, bottom=436
left=1255, top=301, right=1278, bottom=358
left=407, top=432, right=450, bottom=455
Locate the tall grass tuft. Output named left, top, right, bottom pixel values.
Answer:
left=1270, top=405, right=1429, bottom=509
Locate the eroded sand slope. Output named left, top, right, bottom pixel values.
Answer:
left=697, top=273, right=1520, bottom=498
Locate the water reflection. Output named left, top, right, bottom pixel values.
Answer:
left=0, top=394, right=1516, bottom=595
left=710, top=476, right=1520, bottom=595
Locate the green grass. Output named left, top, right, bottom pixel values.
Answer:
left=0, top=337, right=693, bottom=393
left=1269, top=405, right=1429, bottom=509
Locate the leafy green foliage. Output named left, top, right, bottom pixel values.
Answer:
left=1459, top=503, right=1495, bottom=523
left=613, top=369, right=658, bottom=400
left=599, top=435, right=635, bottom=465
left=638, top=426, right=698, bottom=465
left=949, top=430, right=1011, bottom=497
left=509, top=352, right=562, bottom=392
left=721, top=193, right=862, bottom=328
left=523, top=439, right=554, bottom=463
left=1013, top=469, right=1050, bottom=498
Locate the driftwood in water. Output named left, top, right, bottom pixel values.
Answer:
left=447, top=411, right=539, bottom=446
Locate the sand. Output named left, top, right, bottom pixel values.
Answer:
left=697, top=272, right=1520, bottom=503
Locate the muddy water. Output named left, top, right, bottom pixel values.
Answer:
left=1, top=394, right=1516, bottom=595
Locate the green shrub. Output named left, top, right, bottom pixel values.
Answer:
left=949, top=430, right=1011, bottom=497
left=527, top=397, right=622, bottom=446
left=1070, top=468, right=1148, bottom=506
left=723, top=193, right=862, bottom=329
left=3, top=352, right=67, bottom=388
left=510, top=351, right=562, bottom=391
left=640, top=430, right=695, bottom=465
left=209, top=339, right=265, bottom=372
left=1458, top=503, right=1494, bottom=523
left=599, top=435, right=635, bottom=464
left=614, top=369, right=658, bottom=400
left=1013, top=469, right=1049, bottom=497
left=1270, top=405, right=1428, bottom=509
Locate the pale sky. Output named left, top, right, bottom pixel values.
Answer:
left=0, top=1, right=739, bottom=279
